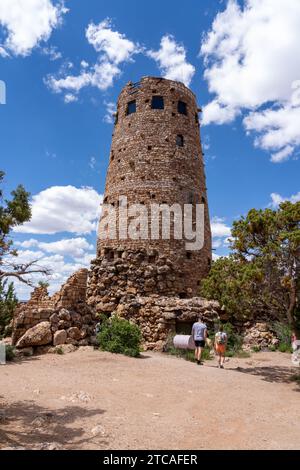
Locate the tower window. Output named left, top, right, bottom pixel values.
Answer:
left=195, top=113, right=199, bottom=124
left=176, top=135, right=184, bottom=147
left=126, top=100, right=136, bottom=115
left=186, top=252, right=192, bottom=260
left=114, top=112, right=118, bottom=125
left=151, top=96, right=164, bottom=110
left=201, top=196, right=206, bottom=204
left=178, top=101, right=187, bottom=115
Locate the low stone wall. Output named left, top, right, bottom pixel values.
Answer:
left=12, top=269, right=97, bottom=351
left=90, top=293, right=220, bottom=350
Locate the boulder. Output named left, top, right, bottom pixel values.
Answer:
left=67, top=327, right=81, bottom=341
left=58, top=309, right=71, bottom=322
left=53, top=330, right=67, bottom=346
left=16, top=322, right=52, bottom=349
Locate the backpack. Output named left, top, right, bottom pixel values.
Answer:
left=216, top=332, right=226, bottom=345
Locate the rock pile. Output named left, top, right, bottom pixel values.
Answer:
left=12, top=269, right=97, bottom=354
left=242, top=322, right=280, bottom=350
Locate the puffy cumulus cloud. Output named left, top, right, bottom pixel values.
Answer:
left=200, top=0, right=300, bottom=162
left=0, top=0, right=68, bottom=57
left=211, top=217, right=231, bottom=238
left=15, top=237, right=94, bottom=258
left=86, top=19, right=138, bottom=64
left=14, top=185, right=102, bottom=235
left=46, top=18, right=140, bottom=100
left=270, top=191, right=300, bottom=208
left=10, top=249, right=92, bottom=299
left=103, top=101, right=116, bottom=124
left=148, top=35, right=195, bottom=87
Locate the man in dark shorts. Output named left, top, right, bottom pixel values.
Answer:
left=191, top=315, right=208, bottom=365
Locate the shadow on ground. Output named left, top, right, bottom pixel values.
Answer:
left=230, top=365, right=300, bottom=391
left=0, top=399, right=108, bottom=450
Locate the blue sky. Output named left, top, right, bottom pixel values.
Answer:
left=0, top=0, right=299, bottom=298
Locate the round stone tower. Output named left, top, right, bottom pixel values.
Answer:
left=89, top=76, right=211, bottom=305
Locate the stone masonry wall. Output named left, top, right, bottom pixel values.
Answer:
left=93, top=76, right=212, bottom=298
left=12, top=269, right=97, bottom=350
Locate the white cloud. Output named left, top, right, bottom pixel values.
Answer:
left=14, top=185, right=102, bottom=235
left=10, top=250, right=91, bottom=299
left=16, top=237, right=94, bottom=258
left=103, top=101, right=116, bottom=124
left=46, top=18, right=140, bottom=101
left=89, top=156, right=97, bottom=170
left=0, top=0, right=68, bottom=57
left=200, top=0, right=300, bottom=162
left=270, top=191, right=300, bottom=208
left=86, top=19, right=138, bottom=64
left=41, top=45, right=62, bottom=60
left=148, top=35, right=195, bottom=87
left=64, top=93, right=78, bottom=103
left=211, top=216, right=231, bottom=238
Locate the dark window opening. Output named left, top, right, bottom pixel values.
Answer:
left=126, top=100, right=136, bottom=115
left=195, top=113, right=199, bottom=124
left=148, top=145, right=152, bottom=151
left=186, top=252, right=192, bottom=260
left=151, top=96, right=164, bottom=110
left=121, top=176, right=125, bottom=181
left=145, top=99, right=150, bottom=103
left=176, top=135, right=184, bottom=147
left=118, top=159, right=121, bottom=163
left=114, top=112, right=118, bottom=125
left=178, top=101, right=187, bottom=115
left=111, top=153, right=114, bottom=161
left=176, top=321, right=193, bottom=335
left=104, top=197, right=108, bottom=203
left=197, top=280, right=201, bottom=286
left=201, top=196, right=206, bottom=204
left=128, top=123, right=131, bottom=128
left=148, top=255, right=156, bottom=263
left=208, top=257, right=212, bottom=267
left=152, top=89, right=157, bottom=94
left=173, top=177, right=178, bottom=182
left=151, top=194, right=156, bottom=199
left=172, top=112, right=176, bottom=117
left=179, top=292, right=187, bottom=299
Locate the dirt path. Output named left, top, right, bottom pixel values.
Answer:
left=0, top=348, right=299, bottom=450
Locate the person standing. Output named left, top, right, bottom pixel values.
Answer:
left=214, top=325, right=227, bottom=369
left=191, top=316, right=207, bottom=365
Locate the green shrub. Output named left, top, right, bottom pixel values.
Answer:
left=97, top=315, right=141, bottom=358
left=55, top=347, right=64, bottom=355
left=252, top=345, right=261, bottom=353
left=278, top=342, right=292, bottom=353
left=273, top=322, right=292, bottom=346
left=5, top=345, right=15, bottom=361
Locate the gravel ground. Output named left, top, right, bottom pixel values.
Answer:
left=0, top=348, right=299, bottom=450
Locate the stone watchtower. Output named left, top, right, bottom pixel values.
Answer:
left=88, top=77, right=212, bottom=313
